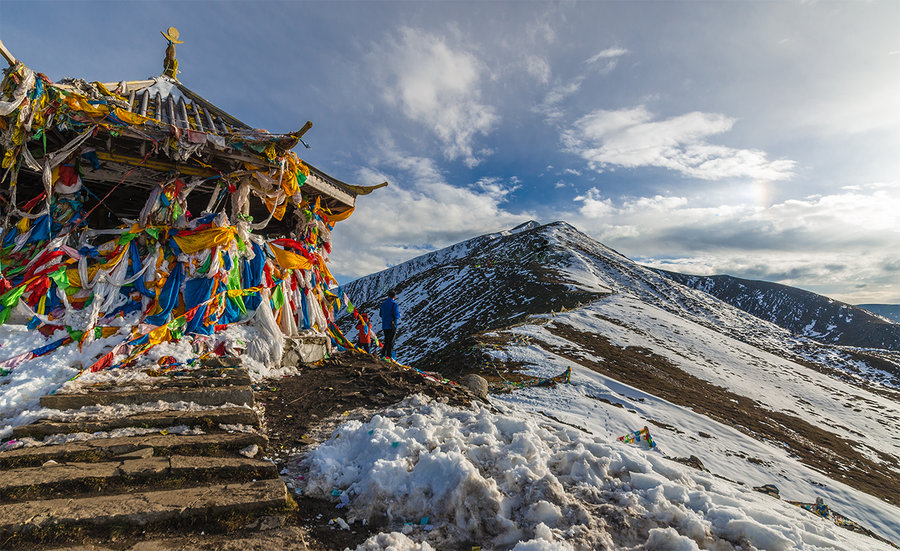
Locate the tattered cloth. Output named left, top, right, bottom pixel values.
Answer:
left=788, top=500, right=898, bottom=548
left=617, top=426, right=657, bottom=449
left=0, top=60, right=366, bottom=378
left=488, top=366, right=572, bottom=394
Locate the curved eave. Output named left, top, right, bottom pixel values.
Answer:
left=305, top=171, right=356, bottom=211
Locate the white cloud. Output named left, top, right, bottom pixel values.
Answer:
left=585, top=47, right=629, bottom=64
left=472, top=176, right=521, bottom=200
left=563, top=168, right=582, bottom=176
left=572, top=188, right=614, bottom=218
left=525, top=19, right=557, bottom=45
left=369, top=27, right=498, bottom=167
left=584, top=47, right=629, bottom=75
left=535, top=45, right=629, bottom=122
left=572, top=183, right=899, bottom=249
left=536, top=79, right=583, bottom=121
left=524, top=55, right=551, bottom=84
left=330, top=141, right=532, bottom=279
left=563, top=106, right=796, bottom=181
left=566, top=183, right=900, bottom=303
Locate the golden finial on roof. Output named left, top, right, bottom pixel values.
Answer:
left=161, top=27, right=183, bottom=79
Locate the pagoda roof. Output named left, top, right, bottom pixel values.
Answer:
left=1, top=39, right=387, bottom=234
left=72, top=75, right=252, bottom=134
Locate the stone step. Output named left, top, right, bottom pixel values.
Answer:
left=200, top=356, right=243, bottom=369
left=0, top=478, right=289, bottom=541
left=0, top=455, right=278, bottom=502
left=43, top=525, right=313, bottom=550
left=0, top=432, right=267, bottom=469
left=95, top=365, right=250, bottom=382
left=79, top=372, right=253, bottom=393
left=40, top=528, right=318, bottom=551
left=153, top=366, right=247, bottom=378
left=14, top=407, right=260, bottom=440
left=39, top=385, right=254, bottom=410
left=13, top=407, right=260, bottom=440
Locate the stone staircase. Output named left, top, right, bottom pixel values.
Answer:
left=0, top=359, right=292, bottom=549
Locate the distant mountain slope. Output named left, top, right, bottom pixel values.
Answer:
left=859, top=304, right=900, bottom=324
left=655, top=271, right=900, bottom=351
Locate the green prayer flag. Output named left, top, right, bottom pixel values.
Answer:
left=226, top=264, right=246, bottom=316
left=4, top=264, right=26, bottom=278
left=66, top=327, right=85, bottom=342
left=168, top=316, right=186, bottom=332
left=48, top=266, right=70, bottom=290
left=0, top=285, right=27, bottom=308
left=168, top=316, right=186, bottom=341
left=272, top=285, right=285, bottom=311
left=198, top=252, right=212, bottom=274
left=117, top=232, right=138, bottom=246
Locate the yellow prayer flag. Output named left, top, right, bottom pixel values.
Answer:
left=64, top=96, right=110, bottom=117
left=270, top=245, right=312, bottom=271
left=264, top=195, right=288, bottom=221
left=114, top=108, right=152, bottom=126
left=327, top=207, right=354, bottom=223
left=147, top=325, right=170, bottom=345
left=172, top=227, right=236, bottom=255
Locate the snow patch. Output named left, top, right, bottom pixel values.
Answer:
left=298, top=395, right=890, bottom=550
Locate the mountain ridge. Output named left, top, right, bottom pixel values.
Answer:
left=858, top=304, right=900, bottom=324
left=655, top=270, right=900, bottom=351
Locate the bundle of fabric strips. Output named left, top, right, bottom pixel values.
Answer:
left=0, top=60, right=364, bottom=378
left=617, top=426, right=656, bottom=449
left=787, top=500, right=898, bottom=547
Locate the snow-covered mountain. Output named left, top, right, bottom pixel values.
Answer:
left=337, top=220, right=900, bottom=549
left=655, top=271, right=900, bottom=351
left=344, top=221, right=900, bottom=388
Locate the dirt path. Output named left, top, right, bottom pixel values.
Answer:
left=256, top=352, right=474, bottom=550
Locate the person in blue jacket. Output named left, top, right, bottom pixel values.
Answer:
left=380, top=290, right=400, bottom=359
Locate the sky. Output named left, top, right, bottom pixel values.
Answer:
left=3, top=0, right=899, bottom=304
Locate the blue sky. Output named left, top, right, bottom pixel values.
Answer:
left=4, top=1, right=899, bottom=303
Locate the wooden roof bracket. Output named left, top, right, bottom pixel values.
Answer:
left=0, top=40, right=16, bottom=67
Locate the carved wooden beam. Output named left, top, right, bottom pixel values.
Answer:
left=94, top=151, right=217, bottom=178
left=0, top=40, right=17, bottom=66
